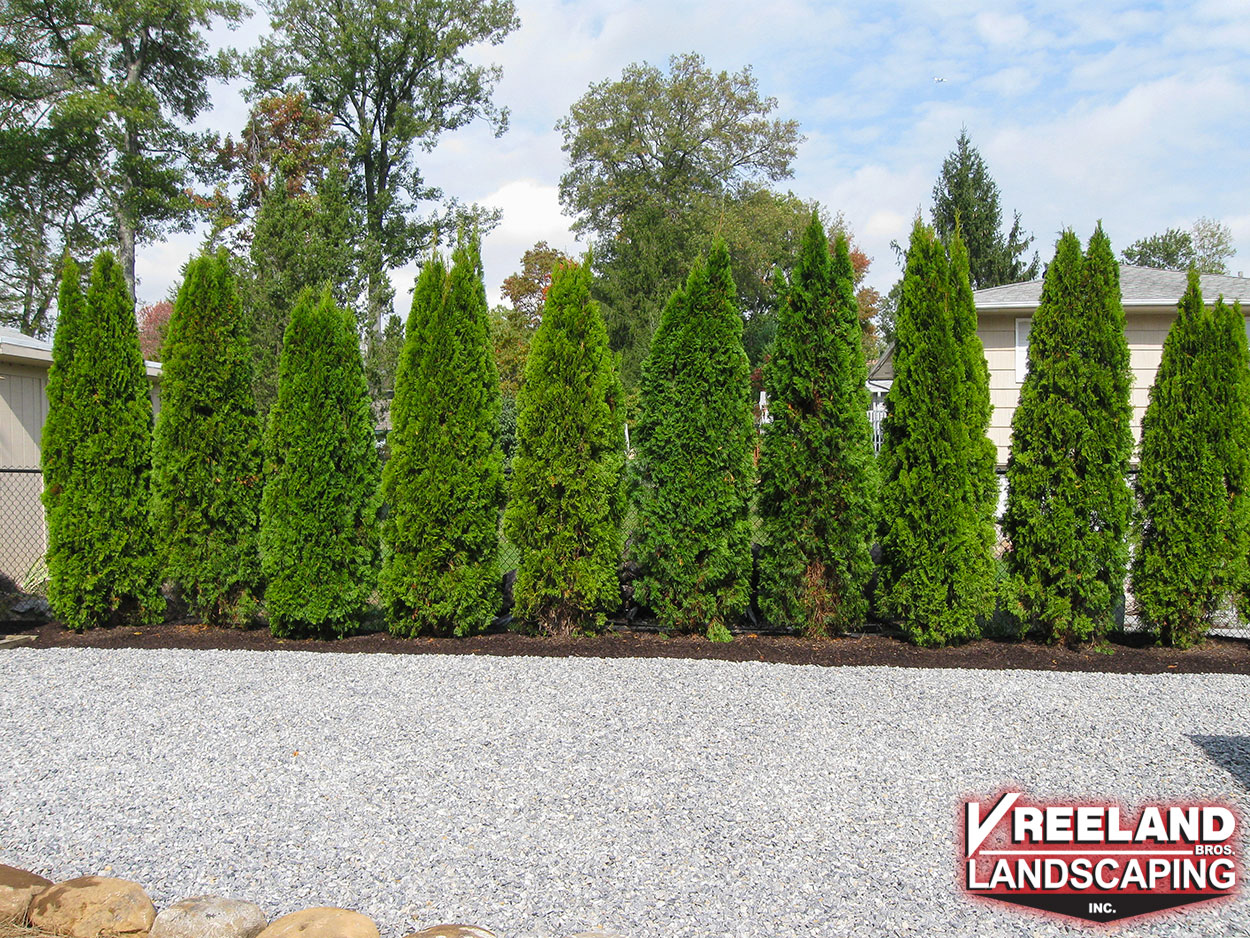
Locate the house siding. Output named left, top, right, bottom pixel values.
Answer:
left=979, top=306, right=1192, bottom=467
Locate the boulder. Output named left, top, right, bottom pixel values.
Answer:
left=254, top=908, right=379, bottom=938
left=29, top=876, right=156, bottom=938
left=151, top=897, right=267, bottom=938
left=0, top=864, right=52, bottom=924
left=404, top=928, right=496, bottom=938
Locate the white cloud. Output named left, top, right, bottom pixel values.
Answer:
left=974, top=11, right=1030, bottom=46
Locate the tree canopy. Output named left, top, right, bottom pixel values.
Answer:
left=557, top=53, right=803, bottom=385
left=3, top=0, right=246, bottom=300
left=250, top=0, right=519, bottom=323
left=1122, top=217, right=1237, bottom=274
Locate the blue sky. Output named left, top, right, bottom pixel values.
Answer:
left=140, top=0, right=1250, bottom=312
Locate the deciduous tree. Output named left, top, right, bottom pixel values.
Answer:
left=250, top=0, right=518, bottom=324
left=558, top=53, right=802, bottom=385
left=7, top=0, right=246, bottom=300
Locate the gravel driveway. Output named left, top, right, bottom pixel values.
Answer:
left=1, top=648, right=1248, bottom=938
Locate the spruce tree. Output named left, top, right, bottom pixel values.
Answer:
left=152, top=252, right=263, bottom=625
left=1134, top=273, right=1250, bottom=646
left=758, top=214, right=877, bottom=634
left=380, top=235, right=504, bottom=636
left=41, top=253, right=163, bottom=630
left=260, top=288, right=382, bottom=637
left=503, top=258, right=626, bottom=634
left=1003, top=226, right=1133, bottom=644
left=876, top=220, right=995, bottom=645
left=632, top=240, right=754, bottom=640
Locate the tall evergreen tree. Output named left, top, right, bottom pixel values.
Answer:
left=931, top=129, right=1039, bottom=289
left=1133, top=273, right=1250, bottom=646
left=152, top=252, right=263, bottom=625
left=1003, top=227, right=1133, bottom=644
left=380, top=235, right=504, bottom=636
left=876, top=220, right=995, bottom=645
left=41, top=253, right=163, bottom=629
left=632, top=240, right=755, bottom=640
left=949, top=225, right=1000, bottom=566
left=758, top=214, right=877, bottom=634
left=260, top=288, right=381, bottom=637
left=504, top=258, right=626, bottom=634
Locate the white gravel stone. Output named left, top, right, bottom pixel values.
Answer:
left=1, top=647, right=1248, bottom=938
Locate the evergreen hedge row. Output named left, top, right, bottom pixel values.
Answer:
left=40, top=230, right=1246, bottom=649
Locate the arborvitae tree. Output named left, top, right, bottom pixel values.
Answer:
left=758, top=213, right=877, bottom=635
left=1134, top=273, right=1250, bottom=646
left=380, top=235, right=504, bottom=636
left=876, top=220, right=994, bottom=645
left=632, top=240, right=754, bottom=640
left=1003, top=226, right=1133, bottom=645
left=260, top=288, right=382, bottom=637
left=41, top=253, right=163, bottom=629
left=503, top=258, right=626, bottom=634
left=949, top=225, right=1000, bottom=573
left=151, top=253, right=263, bottom=625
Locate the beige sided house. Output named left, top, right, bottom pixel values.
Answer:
left=869, top=265, right=1250, bottom=467
left=0, top=326, right=161, bottom=585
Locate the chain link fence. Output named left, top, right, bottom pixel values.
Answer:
left=0, top=468, right=47, bottom=593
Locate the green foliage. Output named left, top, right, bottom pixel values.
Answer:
left=248, top=166, right=359, bottom=418
left=6, top=0, right=246, bottom=297
left=632, top=240, right=755, bottom=636
left=1123, top=218, right=1237, bottom=275
left=503, top=259, right=626, bottom=634
left=250, top=0, right=518, bottom=321
left=41, top=253, right=163, bottom=630
left=260, top=288, right=382, bottom=637
left=1003, top=227, right=1134, bottom=645
left=1133, top=272, right=1250, bottom=647
left=931, top=129, right=1039, bottom=289
left=876, top=221, right=997, bottom=646
left=151, top=252, right=263, bottom=626
left=949, top=226, right=1000, bottom=566
left=380, top=236, right=504, bottom=636
left=1122, top=228, right=1195, bottom=271
left=558, top=54, right=803, bottom=386
left=758, top=214, right=878, bottom=635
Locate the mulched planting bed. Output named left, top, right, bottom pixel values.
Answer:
left=10, top=618, right=1250, bottom=674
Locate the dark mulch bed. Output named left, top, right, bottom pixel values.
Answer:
left=7, top=618, right=1250, bottom=674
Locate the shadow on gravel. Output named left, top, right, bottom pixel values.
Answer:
left=1189, top=735, right=1250, bottom=791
